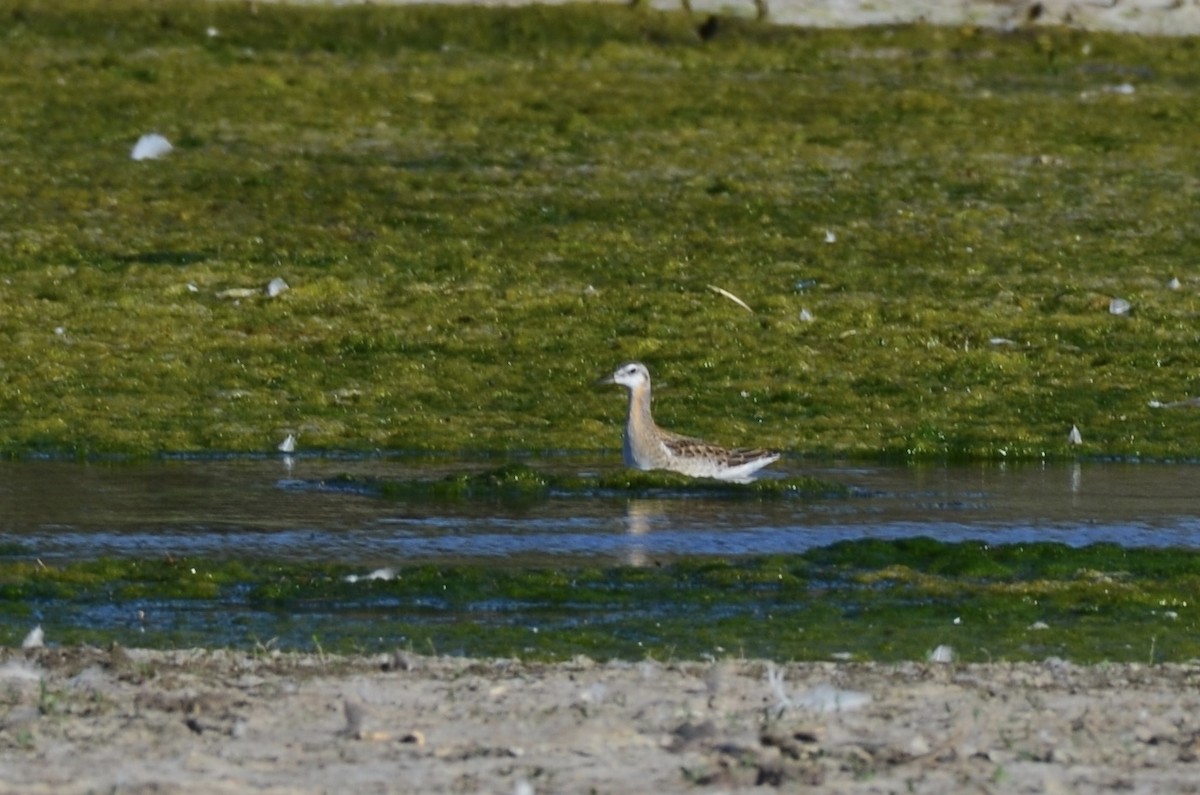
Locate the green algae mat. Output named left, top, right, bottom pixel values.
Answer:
left=5, top=3, right=1200, bottom=662
left=3, top=1, right=1200, bottom=460
left=2, top=539, right=1197, bottom=662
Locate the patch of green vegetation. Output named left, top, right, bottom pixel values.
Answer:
left=3, top=540, right=1198, bottom=662
left=2, top=2, right=1200, bottom=460
left=361, top=462, right=845, bottom=501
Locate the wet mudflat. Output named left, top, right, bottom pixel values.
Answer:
left=4, top=460, right=1200, bottom=792
left=5, top=457, right=1200, bottom=564
left=2, top=458, right=1199, bottom=661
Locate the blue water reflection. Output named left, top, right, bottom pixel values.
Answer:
left=2, top=458, right=1200, bottom=565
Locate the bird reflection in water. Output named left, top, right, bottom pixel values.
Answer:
left=621, top=499, right=670, bottom=567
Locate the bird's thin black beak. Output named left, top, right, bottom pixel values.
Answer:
left=595, top=373, right=615, bottom=386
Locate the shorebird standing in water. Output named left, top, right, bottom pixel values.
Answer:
left=597, top=362, right=780, bottom=483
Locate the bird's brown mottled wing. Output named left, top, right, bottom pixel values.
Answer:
left=659, top=431, right=777, bottom=466
left=722, top=447, right=780, bottom=468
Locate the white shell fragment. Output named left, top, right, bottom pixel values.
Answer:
left=131, top=133, right=173, bottom=161
left=764, top=662, right=870, bottom=715
left=1149, top=396, right=1200, bottom=409
left=799, top=308, right=814, bottom=322
left=343, top=568, right=397, bottom=584
left=266, top=277, right=290, bottom=298
left=795, top=683, right=871, bottom=713
left=1068, top=425, right=1083, bottom=445
left=277, top=434, right=296, bottom=453
left=216, top=287, right=259, bottom=300
left=22, top=625, right=45, bottom=650
left=1167, top=277, right=1181, bottom=290
left=1108, top=298, right=1131, bottom=316
left=928, top=644, right=955, bottom=663
left=823, top=230, right=837, bottom=244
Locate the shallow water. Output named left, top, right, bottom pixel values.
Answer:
left=3, top=457, right=1200, bottom=567
left=5, top=456, right=1200, bottom=655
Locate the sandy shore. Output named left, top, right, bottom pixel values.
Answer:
left=5, top=647, right=1200, bottom=793
left=266, top=0, right=1200, bottom=36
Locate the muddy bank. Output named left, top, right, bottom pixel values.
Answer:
left=268, top=0, right=1200, bottom=36
left=4, top=647, right=1200, bottom=793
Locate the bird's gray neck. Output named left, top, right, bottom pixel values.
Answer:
left=623, top=384, right=658, bottom=467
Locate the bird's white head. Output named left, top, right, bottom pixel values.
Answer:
left=598, top=361, right=650, bottom=390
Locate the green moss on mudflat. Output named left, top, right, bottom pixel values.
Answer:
left=361, top=462, right=845, bottom=500
left=2, top=2, right=1200, bottom=460
left=3, top=540, right=1198, bottom=662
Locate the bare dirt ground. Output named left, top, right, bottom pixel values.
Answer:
left=270, top=0, right=1200, bottom=36
left=5, top=646, right=1200, bottom=794
left=672, top=0, right=1200, bottom=35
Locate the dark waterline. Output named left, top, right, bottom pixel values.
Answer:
left=3, top=457, right=1200, bottom=567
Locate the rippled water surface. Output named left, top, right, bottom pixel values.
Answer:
left=4, top=457, right=1200, bottom=566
